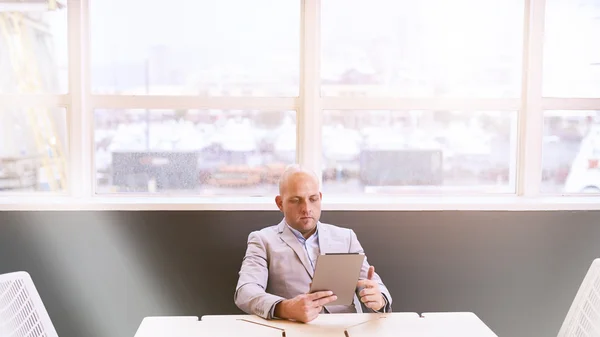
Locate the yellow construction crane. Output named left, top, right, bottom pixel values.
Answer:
left=0, top=1, right=66, bottom=191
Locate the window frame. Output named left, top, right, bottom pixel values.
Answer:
left=0, top=0, right=599, bottom=211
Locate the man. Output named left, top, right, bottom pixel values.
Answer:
left=234, top=165, right=392, bottom=322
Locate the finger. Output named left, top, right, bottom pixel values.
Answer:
left=359, top=287, right=377, bottom=297
left=357, top=279, right=376, bottom=288
left=307, top=290, right=334, bottom=300
left=314, top=295, right=337, bottom=306
left=301, top=312, right=316, bottom=323
left=364, top=301, right=383, bottom=309
left=367, top=266, right=375, bottom=280
left=307, top=305, right=322, bottom=313
left=303, top=307, right=321, bottom=322
left=307, top=310, right=320, bottom=322
left=360, top=294, right=380, bottom=303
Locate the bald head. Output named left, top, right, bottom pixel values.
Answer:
left=278, top=165, right=320, bottom=195
left=275, top=165, right=322, bottom=237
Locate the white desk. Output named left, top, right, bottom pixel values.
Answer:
left=135, top=312, right=497, bottom=337
left=134, top=316, right=283, bottom=337
left=343, top=312, right=497, bottom=337
left=134, top=316, right=199, bottom=337
left=421, top=312, right=498, bottom=337
left=202, top=313, right=419, bottom=337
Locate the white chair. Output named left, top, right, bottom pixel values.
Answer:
left=558, top=259, right=600, bottom=337
left=0, top=271, right=58, bottom=337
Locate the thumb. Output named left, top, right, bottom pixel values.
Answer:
left=367, top=266, right=375, bottom=280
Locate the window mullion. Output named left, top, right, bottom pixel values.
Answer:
left=298, top=0, right=323, bottom=182
left=517, top=0, right=546, bottom=196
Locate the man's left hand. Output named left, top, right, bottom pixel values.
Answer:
left=357, top=266, right=385, bottom=311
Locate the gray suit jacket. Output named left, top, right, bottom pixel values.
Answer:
left=234, top=220, right=392, bottom=319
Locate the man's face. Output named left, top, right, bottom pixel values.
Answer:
left=276, top=172, right=322, bottom=235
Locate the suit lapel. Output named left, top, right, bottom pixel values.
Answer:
left=277, top=220, right=314, bottom=278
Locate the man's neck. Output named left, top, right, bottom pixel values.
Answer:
left=302, top=227, right=317, bottom=239
left=286, top=220, right=318, bottom=240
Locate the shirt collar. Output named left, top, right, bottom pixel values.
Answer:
left=285, top=220, right=319, bottom=241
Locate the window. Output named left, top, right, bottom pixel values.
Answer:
left=542, top=111, right=600, bottom=193
left=541, top=0, right=600, bottom=195
left=322, top=110, right=517, bottom=194
left=0, top=3, right=68, bottom=193
left=321, top=0, right=524, bottom=98
left=0, top=7, right=68, bottom=94
left=0, top=0, right=599, bottom=207
left=94, top=109, right=296, bottom=195
left=0, top=108, right=67, bottom=192
left=90, top=0, right=300, bottom=96
left=544, top=0, right=600, bottom=97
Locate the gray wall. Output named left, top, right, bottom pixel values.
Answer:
left=1, top=211, right=599, bottom=337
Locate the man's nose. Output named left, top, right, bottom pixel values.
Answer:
left=299, top=200, right=309, bottom=214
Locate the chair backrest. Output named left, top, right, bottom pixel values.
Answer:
left=0, top=271, right=58, bottom=337
left=558, top=259, right=600, bottom=337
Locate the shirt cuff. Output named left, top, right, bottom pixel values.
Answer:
left=269, top=299, right=284, bottom=319
left=375, top=293, right=389, bottom=313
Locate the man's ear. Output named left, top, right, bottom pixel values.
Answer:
left=275, top=195, right=283, bottom=211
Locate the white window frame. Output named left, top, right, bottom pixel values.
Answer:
left=0, top=0, right=599, bottom=211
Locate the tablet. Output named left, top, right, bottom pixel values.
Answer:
left=309, top=253, right=365, bottom=306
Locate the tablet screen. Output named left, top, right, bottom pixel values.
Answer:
left=309, top=253, right=365, bottom=306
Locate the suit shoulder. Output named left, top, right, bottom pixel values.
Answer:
left=319, top=222, right=353, bottom=235
left=249, top=223, right=280, bottom=238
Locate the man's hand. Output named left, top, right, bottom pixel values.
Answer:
left=357, top=266, right=385, bottom=311
left=274, top=291, right=337, bottom=323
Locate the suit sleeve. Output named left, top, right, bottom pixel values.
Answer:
left=234, top=231, right=285, bottom=319
left=349, top=229, right=393, bottom=313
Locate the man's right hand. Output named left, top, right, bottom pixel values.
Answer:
left=274, top=291, right=337, bottom=323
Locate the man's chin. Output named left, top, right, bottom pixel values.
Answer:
left=298, top=219, right=315, bottom=230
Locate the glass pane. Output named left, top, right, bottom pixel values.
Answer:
left=95, top=109, right=296, bottom=195
left=321, top=0, right=524, bottom=97
left=542, top=110, right=600, bottom=194
left=322, top=110, right=517, bottom=194
left=0, top=5, right=68, bottom=93
left=544, top=0, right=600, bottom=97
left=0, top=108, right=68, bottom=192
left=91, top=0, right=299, bottom=96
